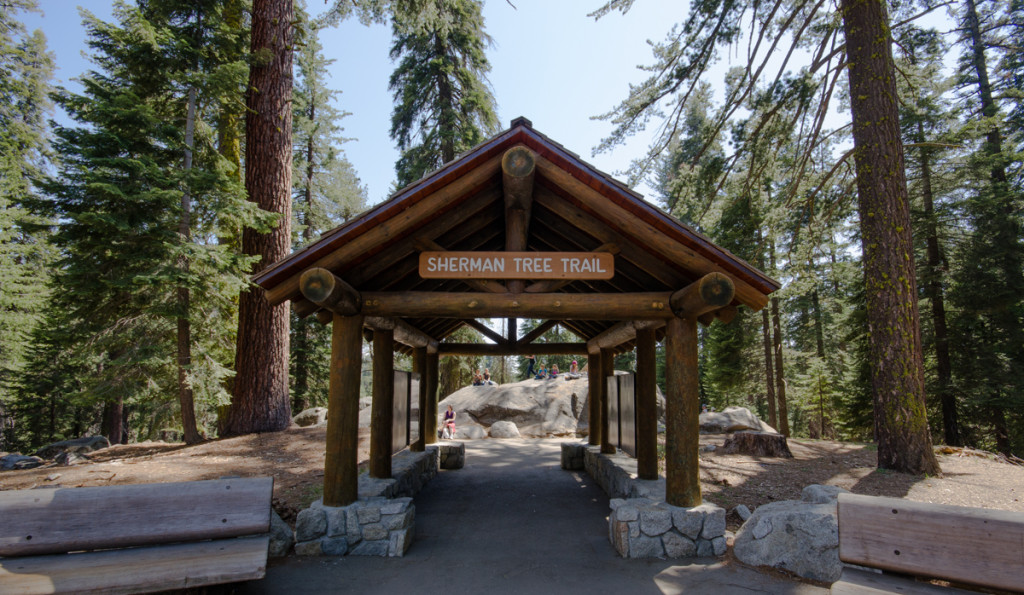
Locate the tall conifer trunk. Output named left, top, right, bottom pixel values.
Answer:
left=917, top=122, right=958, bottom=446
left=841, top=0, right=940, bottom=474
left=769, top=239, right=790, bottom=437
left=178, top=85, right=201, bottom=444
left=227, top=0, right=294, bottom=436
left=757, top=228, right=778, bottom=429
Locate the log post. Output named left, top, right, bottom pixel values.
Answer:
left=587, top=349, right=602, bottom=446
left=636, top=325, right=658, bottom=480
left=323, top=313, right=364, bottom=507
left=369, top=328, right=394, bottom=478
left=600, top=347, right=616, bottom=455
left=665, top=316, right=701, bottom=507
left=670, top=273, right=735, bottom=319
left=503, top=146, right=535, bottom=294
left=424, top=350, right=439, bottom=445
left=299, top=267, right=361, bottom=315
left=411, top=347, right=427, bottom=452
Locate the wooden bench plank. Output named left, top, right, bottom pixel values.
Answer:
left=0, top=535, right=269, bottom=595
left=0, top=478, right=273, bottom=556
left=831, top=567, right=975, bottom=594
left=837, top=493, right=1024, bottom=592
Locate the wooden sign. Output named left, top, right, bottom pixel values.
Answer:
left=419, top=251, right=614, bottom=280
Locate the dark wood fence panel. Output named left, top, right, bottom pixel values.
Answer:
left=607, top=375, right=620, bottom=449
left=618, top=374, right=636, bottom=457
left=393, top=371, right=410, bottom=453
left=409, top=372, right=421, bottom=445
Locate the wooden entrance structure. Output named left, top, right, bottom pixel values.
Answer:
left=253, top=118, right=778, bottom=509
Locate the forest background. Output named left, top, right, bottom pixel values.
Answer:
left=1, top=0, right=1021, bottom=461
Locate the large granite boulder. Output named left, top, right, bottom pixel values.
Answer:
left=489, top=421, right=521, bottom=438
left=439, top=376, right=664, bottom=439
left=699, top=406, right=776, bottom=434
left=34, top=436, right=110, bottom=460
left=293, top=407, right=328, bottom=428
left=732, top=484, right=848, bottom=582
left=1, top=453, right=45, bottom=471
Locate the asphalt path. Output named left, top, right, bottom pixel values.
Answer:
left=240, top=439, right=826, bottom=595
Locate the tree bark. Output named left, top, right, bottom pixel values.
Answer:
left=226, top=0, right=294, bottom=436
left=917, top=121, right=958, bottom=446
left=757, top=228, right=778, bottom=429
left=769, top=239, right=790, bottom=437
left=178, top=85, right=202, bottom=445
left=841, top=0, right=940, bottom=475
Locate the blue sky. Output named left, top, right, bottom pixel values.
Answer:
left=25, top=0, right=682, bottom=205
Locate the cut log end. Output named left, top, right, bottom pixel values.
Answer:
left=502, top=146, right=536, bottom=178
left=699, top=272, right=736, bottom=307
left=720, top=432, right=793, bottom=458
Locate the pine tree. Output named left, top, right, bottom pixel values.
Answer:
left=946, top=0, right=1024, bottom=455
left=388, top=0, right=498, bottom=187
left=26, top=3, right=262, bottom=447
left=227, top=0, right=296, bottom=436
left=594, top=0, right=940, bottom=473
left=290, top=5, right=367, bottom=412
left=0, top=0, right=55, bottom=450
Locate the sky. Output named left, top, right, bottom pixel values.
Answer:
left=24, top=0, right=685, bottom=205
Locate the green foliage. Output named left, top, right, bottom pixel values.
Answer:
left=0, top=0, right=56, bottom=450
left=388, top=0, right=498, bottom=187
left=10, top=1, right=267, bottom=450
left=289, top=4, right=368, bottom=413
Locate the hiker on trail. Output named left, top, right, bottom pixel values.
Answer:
left=524, top=354, right=535, bottom=378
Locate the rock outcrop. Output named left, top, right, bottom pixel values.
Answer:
left=293, top=407, right=328, bottom=428
left=732, top=484, right=848, bottom=582
left=34, top=436, right=110, bottom=460
left=699, top=406, right=776, bottom=434
left=439, top=375, right=664, bottom=439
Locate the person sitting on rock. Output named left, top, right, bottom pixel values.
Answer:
left=565, top=360, right=581, bottom=380
left=483, top=369, right=496, bottom=385
left=535, top=364, right=547, bottom=380
left=472, top=369, right=484, bottom=386
left=441, top=405, right=456, bottom=439
left=549, top=364, right=559, bottom=379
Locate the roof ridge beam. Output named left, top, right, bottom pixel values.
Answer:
left=503, top=146, right=535, bottom=294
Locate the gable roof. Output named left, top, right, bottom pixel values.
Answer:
left=254, top=117, right=779, bottom=347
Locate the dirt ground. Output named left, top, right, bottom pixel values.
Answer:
left=3, top=428, right=1022, bottom=530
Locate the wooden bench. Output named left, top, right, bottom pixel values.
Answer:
left=832, top=492, right=1024, bottom=594
left=0, top=477, right=273, bottom=594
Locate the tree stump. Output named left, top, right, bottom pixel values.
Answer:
left=721, top=432, right=793, bottom=458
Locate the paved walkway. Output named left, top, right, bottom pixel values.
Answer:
left=241, top=439, right=826, bottom=594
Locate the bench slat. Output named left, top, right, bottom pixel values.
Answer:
left=837, top=493, right=1024, bottom=592
left=831, top=567, right=974, bottom=594
left=0, top=535, right=269, bottom=594
left=0, top=478, right=273, bottom=556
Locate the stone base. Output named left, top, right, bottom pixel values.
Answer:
left=294, top=497, right=415, bottom=557
left=359, top=447, right=439, bottom=499
left=609, top=498, right=726, bottom=558
left=560, top=442, right=586, bottom=470
left=438, top=442, right=465, bottom=469
left=571, top=444, right=727, bottom=559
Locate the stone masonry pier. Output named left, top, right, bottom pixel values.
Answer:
left=562, top=442, right=726, bottom=559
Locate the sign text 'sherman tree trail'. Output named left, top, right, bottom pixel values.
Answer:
left=419, top=251, right=614, bottom=280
